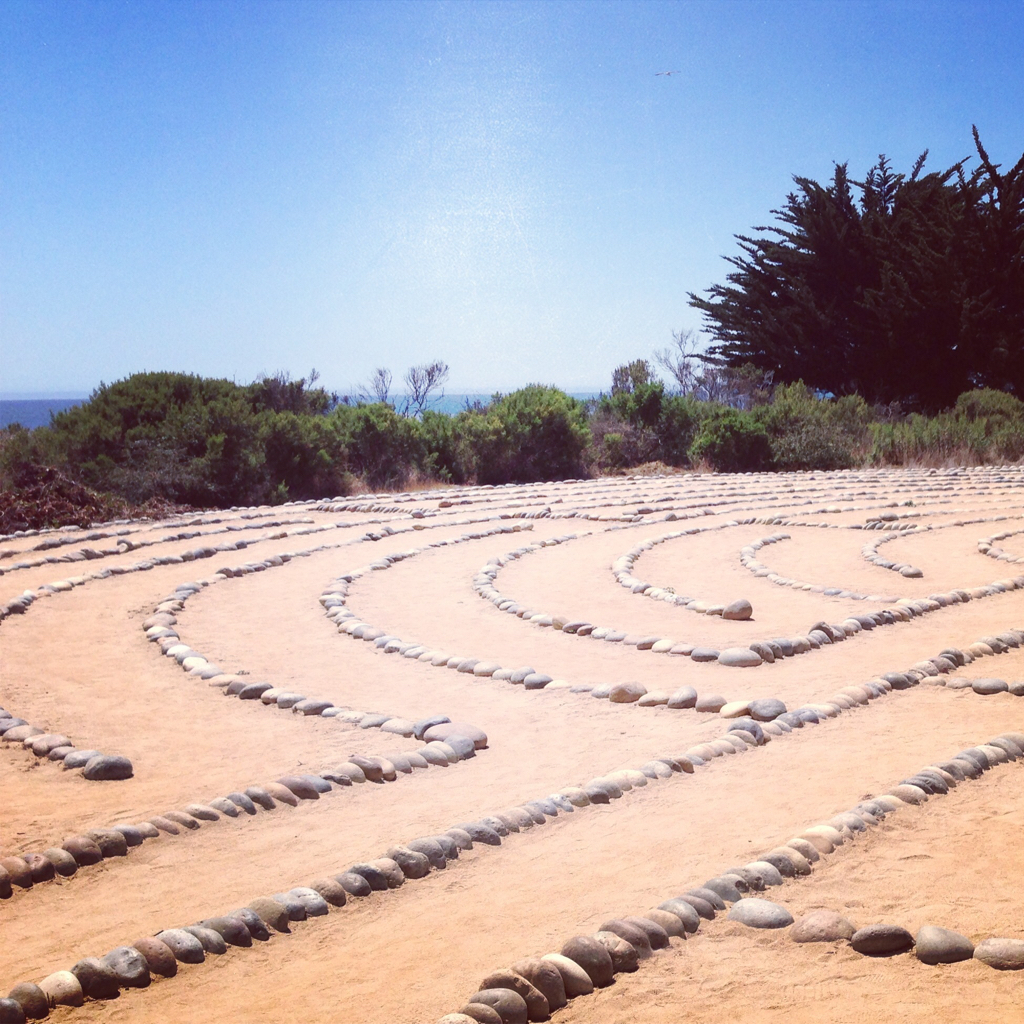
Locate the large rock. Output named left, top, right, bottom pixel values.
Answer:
left=915, top=926, right=974, bottom=964
left=510, top=960, right=566, bottom=1012
left=459, top=1005, right=503, bottom=1024
left=61, top=835, right=103, bottom=866
left=423, top=722, right=488, bottom=749
left=727, top=898, right=794, bottom=929
left=749, top=698, right=787, bottom=721
left=132, top=936, right=178, bottom=977
left=156, top=928, right=206, bottom=963
left=850, top=924, right=914, bottom=956
left=599, top=919, right=651, bottom=958
left=248, top=896, right=291, bottom=932
left=593, top=931, right=640, bottom=973
left=70, top=957, right=121, bottom=998
left=0, top=998, right=27, bottom=1024
left=202, top=916, right=253, bottom=946
left=102, top=946, right=151, bottom=987
left=540, top=954, right=594, bottom=997
left=667, top=686, right=698, bottom=709
left=723, top=599, right=753, bottom=620
left=6, top=984, right=46, bottom=1019
left=791, top=910, right=856, bottom=943
left=608, top=682, right=647, bottom=703
left=657, top=899, right=701, bottom=933
left=82, top=755, right=134, bottom=781
left=465, top=989, right=528, bottom=1024
left=0, top=858, right=32, bottom=889
left=972, top=678, right=1008, bottom=695
left=718, top=648, right=762, bottom=667
left=560, top=936, right=614, bottom=987
left=974, top=938, right=1024, bottom=969
left=476, top=970, right=549, bottom=1021
left=38, top=971, right=83, bottom=1007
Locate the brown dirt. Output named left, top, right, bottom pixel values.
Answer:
left=1, top=467, right=1022, bottom=1024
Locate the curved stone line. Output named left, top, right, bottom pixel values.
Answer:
left=979, top=527, right=1024, bottom=566
left=0, top=710, right=128, bottom=782
left=4, top=620, right=1021, bottom=1011
left=440, top=730, right=1024, bottom=1022
left=0, top=738, right=475, bottom=905
left=338, top=512, right=1024, bottom=715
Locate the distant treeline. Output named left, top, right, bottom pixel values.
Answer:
left=1, top=369, right=1023, bottom=515
left=690, top=128, right=1024, bottom=411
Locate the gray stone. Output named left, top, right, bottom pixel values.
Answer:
left=608, top=682, right=646, bottom=703
left=748, top=698, right=787, bottom=721
left=667, top=686, right=697, bottom=709
left=593, top=931, right=640, bottom=973
left=657, top=898, right=701, bottom=932
left=791, top=910, right=856, bottom=942
left=718, top=647, right=762, bottom=667
left=561, top=935, right=614, bottom=987
left=465, top=989, right=528, bottom=1024
left=102, top=946, right=151, bottom=987
left=70, top=958, right=121, bottom=999
left=156, top=928, right=206, bottom=963
left=974, top=937, right=1024, bottom=970
left=723, top=599, right=753, bottom=620
left=82, top=755, right=133, bottom=781
left=727, top=898, right=794, bottom=928
left=915, top=925, right=974, bottom=964
left=694, top=694, right=726, bottom=713
left=972, top=678, right=1008, bottom=695
left=851, top=924, right=914, bottom=956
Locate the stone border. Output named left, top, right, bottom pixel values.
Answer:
left=439, top=730, right=1024, bottom=1022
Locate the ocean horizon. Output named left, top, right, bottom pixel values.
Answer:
left=0, top=391, right=603, bottom=431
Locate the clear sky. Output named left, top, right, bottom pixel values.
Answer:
left=2, top=0, right=1023, bottom=398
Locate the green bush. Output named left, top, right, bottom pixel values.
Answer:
left=689, top=409, right=773, bottom=471
left=472, top=386, right=591, bottom=484
left=655, top=395, right=703, bottom=466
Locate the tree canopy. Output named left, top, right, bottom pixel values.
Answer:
left=689, top=129, right=1024, bottom=411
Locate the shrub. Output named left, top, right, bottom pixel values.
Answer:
left=689, top=409, right=773, bottom=471
left=472, top=386, right=591, bottom=484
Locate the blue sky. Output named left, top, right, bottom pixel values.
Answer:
left=2, top=0, right=1023, bottom=397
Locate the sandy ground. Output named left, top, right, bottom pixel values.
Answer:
left=1, top=467, right=1023, bottom=1024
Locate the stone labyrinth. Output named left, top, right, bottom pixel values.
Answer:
left=1, top=467, right=1023, bottom=1024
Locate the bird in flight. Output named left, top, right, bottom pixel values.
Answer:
left=655, top=70, right=681, bottom=76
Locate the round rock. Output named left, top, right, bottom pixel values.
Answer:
left=974, top=937, right=1024, bottom=970
left=915, top=925, right=974, bottom=964
left=82, top=754, right=134, bottom=781
left=850, top=924, right=915, bottom=956
left=727, top=898, right=794, bottom=929
left=38, top=971, right=83, bottom=1007
left=791, top=910, right=856, bottom=943
left=560, top=935, right=614, bottom=987
left=132, top=936, right=178, bottom=977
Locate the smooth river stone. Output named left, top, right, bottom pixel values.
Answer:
left=727, top=898, right=794, bottom=929
left=718, top=648, right=762, bottom=667
left=38, top=970, right=84, bottom=1007
left=82, top=754, right=134, bottom=781
left=749, top=698, right=787, bottom=721
left=657, top=898, right=701, bottom=932
left=972, top=678, right=1008, bottom=695
left=915, top=925, right=974, bottom=964
left=7, top=983, right=48, bottom=1018
left=608, top=682, right=647, bottom=703
left=890, top=784, right=928, bottom=805
left=70, top=958, right=121, bottom=999
left=791, top=910, right=856, bottom=942
left=423, top=722, right=488, bottom=749
left=599, top=919, right=652, bottom=958
left=722, top=598, right=753, bottom=620
left=694, top=694, right=727, bottom=713
left=540, top=954, right=594, bottom=997
left=719, top=700, right=751, bottom=718
left=850, top=924, right=915, bottom=955
left=560, top=936, right=615, bottom=987
left=974, top=938, right=1024, bottom=969
left=465, top=990, right=528, bottom=1024
left=132, top=937, right=178, bottom=977
left=476, top=970, right=550, bottom=1020
left=667, top=686, right=698, bottom=709
left=510, top=960, right=567, bottom=1012
left=593, top=931, right=640, bottom=973
left=102, top=946, right=151, bottom=987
